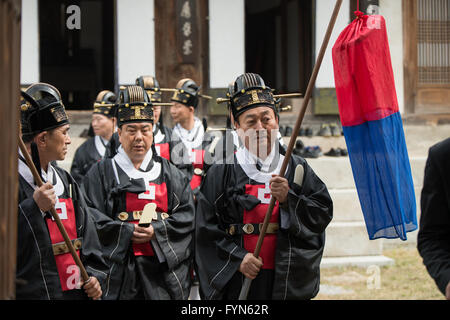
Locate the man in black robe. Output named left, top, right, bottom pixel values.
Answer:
left=169, top=78, right=215, bottom=196
left=82, top=85, right=195, bottom=300
left=195, top=73, right=333, bottom=300
left=70, top=90, right=117, bottom=184
left=417, top=137, right=450, bottom=300
left=17, top=83, right=107, bottom=300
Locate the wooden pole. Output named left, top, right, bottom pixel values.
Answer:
left=17, top=136, right=90, bottom=284
left=238, top=0, right=344, bottom=300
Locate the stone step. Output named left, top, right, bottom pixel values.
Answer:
left=323, top=221, right=383, bottom=257
left=307, top=157, right=426, bottom=189
left=329, top=186, right=422, bottom=222
left=321, top=255, right=395, bottom=268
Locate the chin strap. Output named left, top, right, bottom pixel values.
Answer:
left=30, top=141, right=43, bottom=183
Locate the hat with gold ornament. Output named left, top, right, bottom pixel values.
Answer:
left=116, top=85, right=154, bottom=126
left=20, top=82, right=69, bottom=139
left=93, top=90, right=117, bottom=118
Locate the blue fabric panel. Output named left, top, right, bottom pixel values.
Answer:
left=342, top=112, right=417, bottom=240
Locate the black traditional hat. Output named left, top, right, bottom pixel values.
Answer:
left=136, top=76, right=162, bottom=103
left=116, top=85, right=153, bottom=126
left=229, top=73, right=277, bottom=120
left=20, top=83, right=69, bottom=140
left=170, top=78, right=201, bottom=108
left=93, top=90, right=117, bottom=118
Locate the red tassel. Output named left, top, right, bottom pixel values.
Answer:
left=354, top=10, right=365, bottom=19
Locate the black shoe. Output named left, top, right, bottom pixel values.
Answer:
left=305, top=127, right=313, bottom=137
left=325, top=148, right=341, bottom=157
left=284, top=126, right=293, bottom=137
left=337, top=148, right=348, bottom=156
left=295, top=139, right=304, bottom=150
left=279, top=126, right=285, bottom=137
left=299, top=128, right=306, bottom=136
left=317, top=124, right=331, bottom=137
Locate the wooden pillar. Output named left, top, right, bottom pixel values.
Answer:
left=154, top=0, right=209, bottom=128
left=402, top=0, right=417, bottom=115
left=0, top=0, right=21, bottom=300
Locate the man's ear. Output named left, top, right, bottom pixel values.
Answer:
left=34, top=131, right=47, bottom=147
left=189, top=106, right=195, bottom=114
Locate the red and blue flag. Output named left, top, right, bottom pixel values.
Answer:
left=332, top=13, right=417, bottom=240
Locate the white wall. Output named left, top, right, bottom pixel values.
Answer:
left=20, top=0, right=39, bottom=84
left=315, top=0, right=405, bottom=114
left=117, top=0, right=155, bottom=85
left=379, top=0, right=405, bottom=114
left=315, top=0, right=350, bottom=89
left=209, top=0, right=245, bottom=88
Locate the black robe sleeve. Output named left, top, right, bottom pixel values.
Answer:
left=417, top=139, right=450, bottom=296
left=272, top=156, right=333, bottom=300
left=81, top=161, right=135, bottom=266
left=195, top=164, right=249, bottom=299
left=152, top=161, right=196, bottom=269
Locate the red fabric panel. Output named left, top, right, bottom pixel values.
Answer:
left=126, top=183, right=168, bottom=257
left=332, top=15, right=399, bottom=127
left=243, top=184, right=279, bottom=270
left=46, top=198, right=80, bottom=291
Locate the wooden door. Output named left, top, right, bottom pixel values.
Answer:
left=154, top=0, right=209, bottom=127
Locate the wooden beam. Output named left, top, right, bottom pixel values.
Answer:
left=0, top=0, right=21, bottom=300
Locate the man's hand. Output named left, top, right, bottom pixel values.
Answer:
left=270, top=175, right=289, bottom=204
left=446, top=281, right=450, bottom=300
left=239, top=253, right=263, bottom=279
left=132, top=224, right=155, bottom=244
left=81, top=277, right=102, bottom=300
left=33, top=181, right=56, bottom=212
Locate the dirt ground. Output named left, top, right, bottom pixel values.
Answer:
left=314, top=244, right=445, bottom=300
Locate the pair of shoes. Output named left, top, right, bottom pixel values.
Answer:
left=284, top=126, right=293, bottom=137
left=318, top=123, right=342, bottom=137
left=325, top=147, right=348, bottom=157
left=329, top=123, right=342, bottom=137
left=317, top=124, right=332, bottom=137
left=298, top=127, right=314, bottom=137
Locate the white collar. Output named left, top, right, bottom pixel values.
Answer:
left=18, top=150, right=65, bottom=197
left=94, top=135, right=107, bottom=157
left=113, top=145, right=160, bottom=181
left=173, top=117, right=204, bottom=150
left=153, top=125, right=165, bottom=144
left=235, top=144, right=285, bottom=184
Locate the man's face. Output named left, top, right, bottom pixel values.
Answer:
left=153, top=105, right=162, bottom=124
left=234, top=106, right=279, bottom=159
left=118, top=122, right=153, bottom=162
left=170, top=102, right=193, bottom=124
left=38, top=124, right=71, bottom=162
left=92, top=114, right=115, bottom=139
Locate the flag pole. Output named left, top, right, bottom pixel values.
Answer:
left=238, top=0, right=343, bottom=300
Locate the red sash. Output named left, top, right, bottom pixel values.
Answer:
left=45, top=198, right=80, bottom=291
left=125, top=182, right=168, bottom=256
left=190, top=149, right=205, bottom=190
left=155, top=143, right=170, bottom=161
left=243, top=184, right=279, bottom=270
